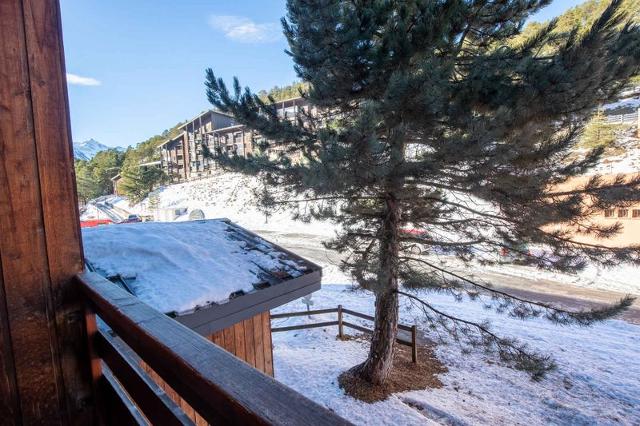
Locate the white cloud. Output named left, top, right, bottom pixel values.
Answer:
left=208, top=15, right=281, bottom=43
left=66, top=73, right=101, bottom=86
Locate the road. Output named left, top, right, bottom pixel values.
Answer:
left=92, top=199, right=131, bottom=223
left=256, top=230, right=640, bottom=325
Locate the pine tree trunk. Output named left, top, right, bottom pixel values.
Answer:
left=353, top=194, right=400, bottom=385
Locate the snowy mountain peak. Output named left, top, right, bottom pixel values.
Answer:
left=73, top=139, right=118, bottom=161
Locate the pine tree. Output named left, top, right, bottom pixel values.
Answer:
left=205, top=0, right=640, bottom=384
left=120, top=149, right=167, bottom=204
left=580, top=110, right=622, bottom=148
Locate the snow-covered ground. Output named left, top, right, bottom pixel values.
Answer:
left=109, top=172, right=335, bottom=237
left=603, top=96, right=640, bottom=112
left=85, top=171, right=640, bottom=424
left=272, top=276, right=640, bottom=425
left=105, top=171, right=640, bottom=296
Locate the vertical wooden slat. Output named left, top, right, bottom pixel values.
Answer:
left=232, top=322, right=246, bottom=361
left=20, top=1, right=92, bottom=415
left=0, top=0, right=66, bottom=422
left=253, top=315, right=265, bottom=373
left=0, top=0, right=91, bottom=422
left=222, top=325, right=235, bottom=355
left=210, top=331, right=223, bottom=348
left=262, top=312, right=274, bottom=376
left=242, top=318, right=256, bottom=368
left=0, top=262, right=20, bottom=421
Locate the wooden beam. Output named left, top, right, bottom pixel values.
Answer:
left=78, top=271, right=352, bottom=425
left=0, top=0, right=91, bottom=422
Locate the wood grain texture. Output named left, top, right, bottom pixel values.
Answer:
left=78, top=272, right=351, bottom=425
left=19, top=0, right=91, bottom=419
left=253, top=315, right=265, bottom=373
left=242, top=318, right=256, bottom=368
left=262, top=312, right=274, bottom=377
left=0, top=0, right=90, bottom=423
left=0, top=0, right=67, bottom=423
left=233, top=322, right=246, bottom=361
left=0, top=261, right=20, bottom=421
left=96, top=331, right=193, bottom=426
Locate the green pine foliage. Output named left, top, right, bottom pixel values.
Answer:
left=76, top=122, right=184, bottom=204
left=74, top=148, right=124, bottom=203
left=580, top=110, right=623, bottom=148
left=119, top=154, right=167, bottom=204
left=205, top=0, right=640, bottom=383
left=257, top=81, right=309, bottom=102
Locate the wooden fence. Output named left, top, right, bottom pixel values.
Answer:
left=271, top=306, right=418, bottom=363
left=606, top=111, right=638, bottom=124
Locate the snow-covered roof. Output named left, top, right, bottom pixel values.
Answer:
left=82, top=219, right=318, bottom=315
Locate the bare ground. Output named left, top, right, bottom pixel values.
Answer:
left=338, top=335, right=447, bottom=402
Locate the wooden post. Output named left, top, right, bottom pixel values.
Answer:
left=85, top=305, right=105, bottom=423
left=411, top=325, right=418, bottom=364
left=0, top=0, right=92, bottom=423
left=337, top=305, right=344, bottom=339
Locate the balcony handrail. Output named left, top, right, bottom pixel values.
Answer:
left=77, top=271, right=351, bottom=425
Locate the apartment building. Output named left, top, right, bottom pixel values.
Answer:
left=552, top=173, right=640, bottom=247
left=160, top=97, right=313, bottom=181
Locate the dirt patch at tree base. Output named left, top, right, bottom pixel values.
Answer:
left=338, top=336, right=447, bottom=403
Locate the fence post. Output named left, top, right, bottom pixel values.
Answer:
left=337, top=305, right=344, bottom=339
left=411, top=325, right=418, bottom=364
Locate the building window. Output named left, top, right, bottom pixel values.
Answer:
left=618, top=209, right=628, bottom=218
left=633, top=209, right=640, bottom=218
left=604, top=209, right=615, bottom=218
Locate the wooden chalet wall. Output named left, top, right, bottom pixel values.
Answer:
left=141, top=311, right=274, bottom=424
left=209, top=311, right=274, bottom=377
left=0, top=0, right=93, bottom=423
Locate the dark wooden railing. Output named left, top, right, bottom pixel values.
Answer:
left=271, top=305, right=419, bottom=363
left=77, top=271, right=351, bottom=425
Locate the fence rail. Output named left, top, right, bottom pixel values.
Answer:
left=78, top=271, right=351, bottom=425
left=271, top=305, right=418, bottom=363
left=606, top=112, right=638, bottom=123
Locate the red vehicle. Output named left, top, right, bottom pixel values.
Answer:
left=80, top=219, right=113, bottom=228
left=400, top=228, right=428, bottom=255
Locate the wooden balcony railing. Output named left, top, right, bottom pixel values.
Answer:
left=77, top=271, right=351, bottom=425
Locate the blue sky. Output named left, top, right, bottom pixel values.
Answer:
left=61, top=0, right=586, bottom=148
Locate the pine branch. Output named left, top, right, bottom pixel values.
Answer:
left=400, top=256, right=635, bottom=325
left=397, top=290, right=555, bottom=380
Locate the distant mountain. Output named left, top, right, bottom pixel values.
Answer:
left=73, top=139, right=121, bottom=161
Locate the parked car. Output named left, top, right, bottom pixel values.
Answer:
left=122, top=214, right=142, bottom=223
left=400, top=227, right=428, bottom=255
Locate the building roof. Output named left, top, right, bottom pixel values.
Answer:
left=158, top=131, right=185, bottom=149
left=176, top=109, right=235, bottom=130
left=211, top=124, right=247, bottom=134
left=82, top=219, right=321, bottom=335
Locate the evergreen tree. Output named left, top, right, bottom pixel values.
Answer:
left=257, top=81, right=310, bottom=102
left=90, top=148, right=125, bottom=193
left=75, top=160, right=101, bottom=204
left=120, top=149, right=167, bottom=204
left=74, top=148, right=124, bottom=202
left=580, top=110, right=622, bottom=148
left=205, top=0, right=640, bottom=384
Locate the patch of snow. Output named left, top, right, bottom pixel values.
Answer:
left=116, top=170, right=338, bottom=237
left=82, top=220, right=305, bottom=314
left=272, top=276, right=640, bottom=425
left=603, top=97, right=640, bottom=112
